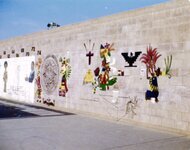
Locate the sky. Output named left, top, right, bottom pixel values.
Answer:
left=0, top=0, right=168, bottom=40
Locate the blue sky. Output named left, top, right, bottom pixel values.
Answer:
left=0, top=0, right=168, bottom=40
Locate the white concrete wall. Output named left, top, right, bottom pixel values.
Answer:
left=0, top=0, right=190, bottom=133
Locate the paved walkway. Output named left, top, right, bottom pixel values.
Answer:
left=0, top=100, right=190, bottom=150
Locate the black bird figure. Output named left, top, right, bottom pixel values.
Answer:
left=121, top=51, right=142, bottom=67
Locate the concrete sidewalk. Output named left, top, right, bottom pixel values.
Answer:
left=0, top=100, right=190, bottom=150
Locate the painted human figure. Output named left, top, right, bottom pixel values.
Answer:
left=25, top=61, right=35, bottom=83
left=140, top=45, right=162, bottom=103
left=141, top=45, right=172, bottom=103
left=59, top=58, right=71, bottom=97
left=99, top=43, right=116, bottom=90
left=3, top=61, right=8, bottom=92
left=145, top=68, right=161, bottom=103
left=100, top=44, right=111, bottom=91
left=59, top=74, right=68, bottom=97
left=93, top=43, right=117, bottom=93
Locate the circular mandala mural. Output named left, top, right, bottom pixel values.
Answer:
left=41, top=55, right=59, bottom=95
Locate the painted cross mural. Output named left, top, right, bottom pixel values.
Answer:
left=84, top=40, right=95, bottom=65
left=83, top=40, right=95, bottom=85
left=86, top=51, right=94, bottom=65
left=93, top=43, right=117, bottom=93
left=140, top=45, right=172, bottom=103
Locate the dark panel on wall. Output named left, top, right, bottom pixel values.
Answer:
left=37, top=50, right=41, bottom=55
left=26, top=52, right=30, bottom=56
left=31, top=47, right=35, bottom=51
left=21, top=48, right=24, bottom=53
left=12, top=50, right=15, bottom=54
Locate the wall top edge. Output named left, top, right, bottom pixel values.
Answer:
left=0, top=0, right=189, bottom=45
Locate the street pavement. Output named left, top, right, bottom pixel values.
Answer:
left=0, top=100, right=190, bottom=150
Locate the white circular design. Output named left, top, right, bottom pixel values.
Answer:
left=41, top=55, right=59, bottom=95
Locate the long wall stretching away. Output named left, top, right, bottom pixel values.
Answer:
left=0, top=0, right=190, bottom=133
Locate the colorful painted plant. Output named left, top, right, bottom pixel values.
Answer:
left=164, top=55, right=172, bottom=78
left=93, top=43, right=117, bottom=93
left=59, top=57, right=71, bottom=97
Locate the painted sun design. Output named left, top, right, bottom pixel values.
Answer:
left=41, top=55, right=59, bottom=94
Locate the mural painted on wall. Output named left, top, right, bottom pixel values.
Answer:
left=26, top=52, right=30, bottom=56
left=0, top=56, right=35, bottom=103
left=163, top=55, right=172, bottom=78
left=35, top=57, right=42, bottom=102
left=42, top=98, right=55, bottom=106
left=3, top=61, right=8, bottom=93
left=93, top=43, right=117, bottom=93
left=83, top=40, right=95, bottom=85
left=84, top=40, right=95, bottom=65
left=83, top=69, right=94, bottom=84
left=31, top=47, right=35, bottom=52
left=25, top=61, right=35, bottom=83
left=96, top=94, right=140, bottom=121
left=118, top=70, right=124, bottom=76
left=140, top=45, right=172, bottom=103
left=37, top=50, right=41, bottom=55
left=41, top=55, right=59, bottom=95
left=121, top=51, right=142, bottom=67
left=59, top=57, right=71, bottom=97
left=21, top=48, right=24, bottom=53
left=125, top=96, right=138, bottom=116
left=1, top=46, right=41, bottom=60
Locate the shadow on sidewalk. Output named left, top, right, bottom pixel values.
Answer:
left=0, top=101, right=75, bottom=120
